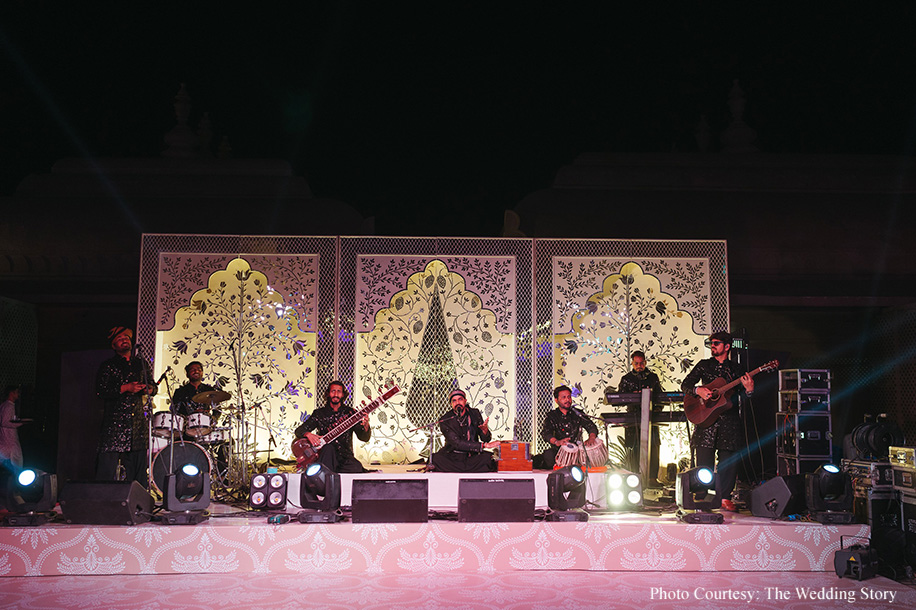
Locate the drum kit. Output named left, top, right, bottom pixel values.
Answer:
left=148, top=390, right=249, bottom=500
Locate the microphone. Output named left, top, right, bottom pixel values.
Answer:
left=155, top=366, right=171, bottom=384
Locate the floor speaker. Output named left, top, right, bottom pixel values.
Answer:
left=60, top=481, right=154, bottom=525
left=749, top=475, right=806, bottom=518
left=458, top=478, right=535, bottom=522
left=351, top=479, right=428, bottom=523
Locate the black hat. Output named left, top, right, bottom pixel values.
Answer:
left=707, top=331, right=732, bottom=345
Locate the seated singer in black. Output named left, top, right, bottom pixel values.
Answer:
left=431, top=389, right=499, bottom=472
left=294, top=381, right=371, bottom=473
left=533, top=385, right=599, bottom=470
left=618, top=351, right=664, bottom=485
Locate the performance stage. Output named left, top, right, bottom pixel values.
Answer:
left=0, top=467, right=869, bottom=578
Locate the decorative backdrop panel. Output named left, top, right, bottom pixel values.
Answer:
left=154, top=256, right=319, bottom=461
left=535, top=240, right=729, bottom=457
left=340, top=238, right=533, bottom=465
left=139, top=236, right=337, bottom=466
left=354, top=256, right=517, bottom=464
left=139, top=236, right=726, bottom=468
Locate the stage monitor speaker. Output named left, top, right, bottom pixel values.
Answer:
left=458, top=478, right=535, bottom=522
left=351, top=479, right=428, bottom=523
left=749, top=475, right=806, bottom=518
left=60, top=481, right=154, bottom=525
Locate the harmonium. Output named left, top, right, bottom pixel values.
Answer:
left=497, top=441, right=533, bottom=472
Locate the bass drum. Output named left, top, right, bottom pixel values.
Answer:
left=151, top=442, right=213, bottom=495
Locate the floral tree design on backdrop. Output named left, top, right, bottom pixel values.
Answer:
left=156, top=258, right=316, bottom=461
left=554, top=262, right=706, bottom=466
left=355, top=259, right=515, bottom=465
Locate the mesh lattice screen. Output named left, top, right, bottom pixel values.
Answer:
left=139, top=235, right=727, bottom=464
left=339, top=238, right=533, bottom=464
left=533, top=239, right=729, bottom=455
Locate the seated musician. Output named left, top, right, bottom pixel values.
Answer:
left=618, top=351, right=664, bottom=486
left=533, top=385, right=598, bottom=470
left=171, top=361, right=219, bottom=421
left=431, top=389, right=499, bottom=472
left=294, top=381, right=371, bottom=473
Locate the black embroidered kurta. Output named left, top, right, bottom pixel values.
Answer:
left=681, top=357, right=745, bottom=451
left=95, top=355, right=156, bottom=453
left=172, top=382, right=218, bottom=417
left=294, top=404, right=371, bottom=462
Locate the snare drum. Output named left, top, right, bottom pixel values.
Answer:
left=152, top=411, right=185, bottom=439
left=198, top=427, right=230, bottom=444
left=186, top=411, right=212, bottom=437
left=554, top=442, right=583, bottom=468
left=150, top=442, right=213, bottom=494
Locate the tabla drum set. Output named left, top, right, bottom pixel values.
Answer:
left=148, top=390, right=248, bottom=500
left=555, top=438, right=610, bottom=470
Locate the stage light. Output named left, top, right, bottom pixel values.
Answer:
left=604, top=469, right=643, bottom=511
left=249, top=473, right=288, bottom=511
left=162, top=461, right=210, bottom=523
left=298, top=463, right=342, bottom=522
left=676, top=467, right=722, bottom=524
left=3, top=469, right=58, bottom=526
left=546, top=465, right=588, bottom=521
left=806, top=464, right=854, bottom=524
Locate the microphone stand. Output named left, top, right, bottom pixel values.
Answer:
left=408, top=412, right=455, bottom=472
left=253, top=402, right=277, bottom=470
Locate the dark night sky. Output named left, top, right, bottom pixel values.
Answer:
left=2, top=3, right=916, bottom=235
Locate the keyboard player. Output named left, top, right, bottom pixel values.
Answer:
left=617, top=351, right=663, bottom=486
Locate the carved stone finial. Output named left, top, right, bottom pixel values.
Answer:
left=162, top=83, right=200, bottom=158
left=721, top=79, right=758, bottom=153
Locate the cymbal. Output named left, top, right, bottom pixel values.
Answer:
left=192, top=390, right=232, bottom=405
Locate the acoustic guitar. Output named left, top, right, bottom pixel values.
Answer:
left=291, top=382, right=401, bottom=467
left=683, top=360, right=778, bottom=428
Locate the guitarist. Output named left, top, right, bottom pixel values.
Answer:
left=293, top=381, right=371, bottom=473
left=680, top=332, right=754, bottom=511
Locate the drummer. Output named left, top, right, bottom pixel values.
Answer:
left=171, top=361, right=220, bottom=422
left=532, top=385, right=599, bottom=470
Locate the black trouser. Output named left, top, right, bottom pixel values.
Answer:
left=694, top=446, right=737, bottom=501
left=96, top=450, right=147, bottom=486
left=431, top=449, right=495, bottom=473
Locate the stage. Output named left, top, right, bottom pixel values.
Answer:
left=3, top=469, right=911, bottom=610
left=0, top=466, right=870, bottom=577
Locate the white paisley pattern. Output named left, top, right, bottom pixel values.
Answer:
left=58, top=534, right=126, bottom=575
left=171, top=533, right=239, bottom=573
left=284, top=531, right=353, bottom=573
left=463, top=522, right=509, bottom=544
left=619, top=531, right=687, bottom=570
left=730, top=532, right=796, bottom=570
left=509, top=530, right=576, bottom=570
left=397, top=531, right=464, bottom=571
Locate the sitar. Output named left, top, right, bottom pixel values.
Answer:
left=683, top=360, right=778, bottom=428
left=291, top=383, right=401, bottom=467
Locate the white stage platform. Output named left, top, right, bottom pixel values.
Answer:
left=285, top=465, right=610, bottom=511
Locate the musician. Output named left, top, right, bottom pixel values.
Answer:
left=294, top=381, right=371, bottom=473
left=431, top=389, right=499, bottom=472
left=618, top=351, right=663, bottom=485
left=534, top=385, right=599, bottom=470
left=0, top=386, right=24, bottom=471
left=681, top=332, right=754, bottom=511
left=95, top=326, right=156, bottom=484
left=171, top=361, right=218, bottom=418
